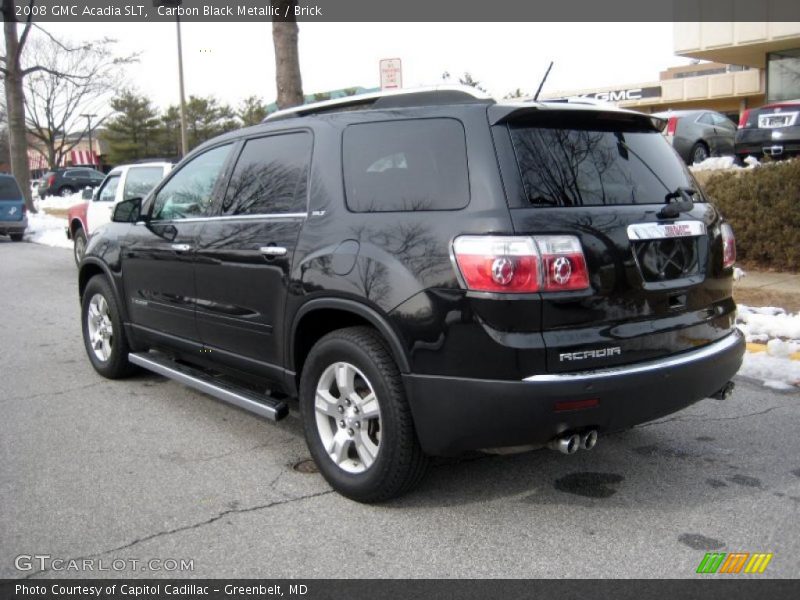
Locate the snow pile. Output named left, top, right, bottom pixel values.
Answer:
left=689, top=155, right=760, bottom=171
left=733, top=267, right=746, bottom=282
left=736, top=304, right=800, bottom=389
left=23, top=211, right=71, bottom=249
left=35, top=192, right=85, bottom=212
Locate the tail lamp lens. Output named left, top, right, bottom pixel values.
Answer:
left=738, top=109, right=751, bottom=129
left=452, top=235, right=589, bottom=293
left=666, top=116, right=678, bottom=136
left=721, top=223, right=736, bottom=268
left=47, top=174, right=56, bottom=187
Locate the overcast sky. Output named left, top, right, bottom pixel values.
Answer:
left=34, top=22, right=692, bottom=110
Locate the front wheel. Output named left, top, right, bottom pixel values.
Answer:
left=59, top=186, right=74, bottom=197
left=81, top=275, right=136, bottom=379
left=300, top=327, right=429, bottom=502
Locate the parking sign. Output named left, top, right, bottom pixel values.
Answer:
left=380, top=58, right=403, bottom=90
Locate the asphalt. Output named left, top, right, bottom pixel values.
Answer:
left=1, top=240, right=799, bottom=579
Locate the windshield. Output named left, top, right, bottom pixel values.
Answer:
left=0, top=178, right=23, bottom=201
left=509, top=122, right=696, bottom=207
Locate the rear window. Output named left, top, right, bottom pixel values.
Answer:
left=343, top=118, right=470, bottom=212
left=123, top=167, right=164, bottom=200
left=0, top=177, right=22, bottom=201
left=509, top=118, right=695, bottom=207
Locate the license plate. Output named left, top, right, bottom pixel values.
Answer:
left=758, top=112, right=798, bottom=129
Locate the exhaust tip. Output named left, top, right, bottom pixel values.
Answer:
left=710, top=381, right=735, bottom=400
left=580, top=430, right=598, bottom=451
left=550, top=433, right=581, bottom=455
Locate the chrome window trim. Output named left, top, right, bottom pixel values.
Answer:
left=135, top=212, right=308, bottom=225
left=523, top=331, right=742, bottom=382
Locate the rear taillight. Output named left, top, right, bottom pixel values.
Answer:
left=721, top=223, right=736, bottom=268
left=47, top=174, right=56, bottom=187
left=666, top=116, right=678, bottom=136
left=452, top=235, right=589, bottom=293
left=738, top=109, right=751, bottom=129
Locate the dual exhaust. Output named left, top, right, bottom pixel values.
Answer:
left=549, top=430, right=598, bottom=455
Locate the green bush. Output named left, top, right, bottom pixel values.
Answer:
left=699, top=159, right=800, bottom=272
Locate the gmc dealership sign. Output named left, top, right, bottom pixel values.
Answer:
left=577, top=86, right=662, bottom=102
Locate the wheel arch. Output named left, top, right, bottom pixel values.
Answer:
left=78, top=258, right=129, bottom=322
left=289, top=298, right=411, bottom=381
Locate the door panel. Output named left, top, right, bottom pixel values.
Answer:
left=120, top=143, right=234, bottom=344
left=194, top=131, right=312, bottom=371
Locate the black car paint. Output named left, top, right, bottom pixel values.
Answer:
left=80, top=101, right=744, bottom=455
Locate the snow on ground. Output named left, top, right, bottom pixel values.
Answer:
left=689, top=155, right=760, bottom=171
left=35, top=192, right=85, bottom=211
left=737, top=303, right=800, bottom=390
left=23, top=211, right=71, bottom=249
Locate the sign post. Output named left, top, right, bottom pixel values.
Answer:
left=379, top=58, right=403, bottom=90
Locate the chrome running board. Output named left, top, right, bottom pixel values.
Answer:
left=129, top=352, right=289, bottom=421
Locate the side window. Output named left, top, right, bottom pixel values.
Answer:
left=97, top=175, right=120, bottom=202
left=343, top=118, right=470, bottom=212
left=222, top=132, right=312, bottom=215
left=123, top=166, right=165, bottom=201
left=712, top=113, right=735, bottom=129
left=697, top=113, right=714, bottom=125
left=151, top=144, right=232, bottom=221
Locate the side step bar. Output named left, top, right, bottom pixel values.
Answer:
left=129, top=352, right=289, bottom=421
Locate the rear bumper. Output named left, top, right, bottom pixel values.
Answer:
left=404, top=330, right=745, bottom=456
left=0, top=218, right=27, bottom=235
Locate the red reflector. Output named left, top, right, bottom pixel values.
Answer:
left=554, top=398, right=599, bottom=412
left=666, top=116, right=678, bottom=136
left=738, top=109, right=751, bottom=129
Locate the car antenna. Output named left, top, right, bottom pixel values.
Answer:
left=533, top=61, right=554, bottom=101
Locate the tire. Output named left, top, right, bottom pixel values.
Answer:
left=299, top=326, right=429, bottom=502
left=690, top=142, right=709, bottom=165
left=59, top=186, right=74, bottom=197
left=81, top=275, right=136, bottom=379
left=73, top=227, right=87, bottom=266
left=9, top=233, right=23, bottom=242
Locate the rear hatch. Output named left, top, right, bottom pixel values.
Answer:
left=491, top=105, right=736, bottom=373
left=0, top=177, right=25, bottom=221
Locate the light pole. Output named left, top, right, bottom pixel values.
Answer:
left=80, top=113, right=97, bottom=166
left=154, top=0, right=188, bottom=157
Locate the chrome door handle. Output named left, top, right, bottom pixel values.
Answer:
left=259, top=246, right=287, bottom=257
left=171, top=244, right=192, bottom=252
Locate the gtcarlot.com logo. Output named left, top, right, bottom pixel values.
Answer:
left=15, top=554, right=194, bottom=573
left=696, top=552, right=773, bottom=574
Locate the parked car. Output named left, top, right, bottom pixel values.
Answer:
left=653, top=109, right=737, bottom=164
left=78, top=87, right=744, bottom=502
left=735, top=99, right=800, bottom=162
left=0, top=174, right=27, bottom=242
left=38, top=167, right=106, bottom=198
left=67, top=161, right=172, bottom=265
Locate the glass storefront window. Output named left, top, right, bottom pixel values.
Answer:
left=767, top=48, right=800, bottom=103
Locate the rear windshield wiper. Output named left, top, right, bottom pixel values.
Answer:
left=659, top=187, right=697, bottom=219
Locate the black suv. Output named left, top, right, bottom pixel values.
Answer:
left=78, top=87, right=745, bottom=502
left=38, top=167, right=106, bottom=198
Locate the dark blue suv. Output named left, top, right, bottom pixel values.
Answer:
left=0, top=174, right=27, bottom=242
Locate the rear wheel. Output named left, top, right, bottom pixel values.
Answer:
left=690, top=142, right=709, bottom=164
left=9, top=233, right=23, bottom=242
left=73, top=227, right=87, bottom=266
left=299, top=326, right=428, bottom=502
left=81, top=275, right=136, bottom=379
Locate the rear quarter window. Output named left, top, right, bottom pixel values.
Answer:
left=508, top=118, right=696, bottom=207
left=123, top=167, right=166, bottom=200
left=343, top=118, right=470, bottom=212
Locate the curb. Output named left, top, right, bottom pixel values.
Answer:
left=746, top=342, right=800, bottom=361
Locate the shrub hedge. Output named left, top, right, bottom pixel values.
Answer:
left=699, top=159, right=800, bottom=272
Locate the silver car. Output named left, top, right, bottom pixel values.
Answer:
left=653, top=109, right=737, bottom=165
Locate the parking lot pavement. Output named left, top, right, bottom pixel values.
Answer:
left=1, top=239, right=799, bottom=579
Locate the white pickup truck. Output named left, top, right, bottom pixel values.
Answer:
left=67, top=161, right=172, bottom=265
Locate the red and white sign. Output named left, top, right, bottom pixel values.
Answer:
left=379, top=58, right=402, bottom=90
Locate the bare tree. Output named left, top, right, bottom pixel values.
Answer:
left=271, top=1, right=304, bottom=109
left=1, top=0, right=35, bottom=211
left=24, top=34, right=135, bottom=170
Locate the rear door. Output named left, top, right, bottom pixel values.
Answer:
left=0, top=177, right=25, bottom=222
left=493, top=108, right=735, bottom=373
left=121, top=144, right=234, bottom=345
left=194, top=131, right=312, bottom=374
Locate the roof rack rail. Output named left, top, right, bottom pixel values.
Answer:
left=263, top=85, right=494, bottom=122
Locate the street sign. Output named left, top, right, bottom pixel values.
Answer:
left=379, top=58, right=403, bottom=90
